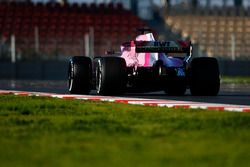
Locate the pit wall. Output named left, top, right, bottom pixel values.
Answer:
left=0, top=60, right=249, bottom=80
left=0, top=61, right=68, bottom=80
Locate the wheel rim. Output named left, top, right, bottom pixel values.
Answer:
left=96, top=60, right=102, bottom=94
left=68, top=62, right=74, bottom=91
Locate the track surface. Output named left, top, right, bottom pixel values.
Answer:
left=0, top=80, right=250, bottom=106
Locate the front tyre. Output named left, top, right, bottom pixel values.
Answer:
left=190, top=57, right=220, bottom=96
left=68, top=56, right=92, bottom=94
left=95, top=57, right=127, bottom=95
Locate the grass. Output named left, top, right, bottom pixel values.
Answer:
left=221, top=76, right=250, bottom=84
left=0, top=95, right=249, bottom=167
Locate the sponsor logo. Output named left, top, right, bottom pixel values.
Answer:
left=176, top=68, right=185, bottom=77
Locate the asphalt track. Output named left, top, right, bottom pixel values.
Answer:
left=0, top=80, right=250, bottom=106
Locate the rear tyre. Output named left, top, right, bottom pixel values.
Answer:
left=95, top=57, right=127, bottom=95
left=68, top=56, right=92, bottom=94
left=190, top=57, right=220, bottom=96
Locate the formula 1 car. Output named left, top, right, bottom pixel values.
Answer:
left=68, top=29, right=220, bottom=96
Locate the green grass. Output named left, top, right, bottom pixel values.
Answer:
left=0, top=95, right=249, bottom=167
left=221, top=76, right=250, bottom=84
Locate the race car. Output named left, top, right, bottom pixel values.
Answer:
left=68, top=29, right=220, bottom=96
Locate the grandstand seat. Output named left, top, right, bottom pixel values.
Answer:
left=165, top=7, right=250, bottom=58
left=0, top=1, right=149, bottom=57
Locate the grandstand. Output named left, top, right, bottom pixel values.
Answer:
left=165, top=6, right=250, bottom=59
left=1, top=1, right=250, bottom=61
left=0, top=1, right=146, bottom=60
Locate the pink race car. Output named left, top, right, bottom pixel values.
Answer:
left=68, top=29, right=220, bottom=96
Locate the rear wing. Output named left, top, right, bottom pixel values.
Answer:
left=135, top=41, right=191, bottom=53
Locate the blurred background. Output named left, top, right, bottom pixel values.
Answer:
left=0, top=0, right=249, bottom=80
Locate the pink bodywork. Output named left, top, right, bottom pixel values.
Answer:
left=121, top=33, right=184, bottom=68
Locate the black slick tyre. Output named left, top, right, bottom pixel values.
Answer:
left=68, top=56, right=92, bottom=94
left=95, top=57, right=127, bottom=95
left=190, top=57, right=220, bottom=96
